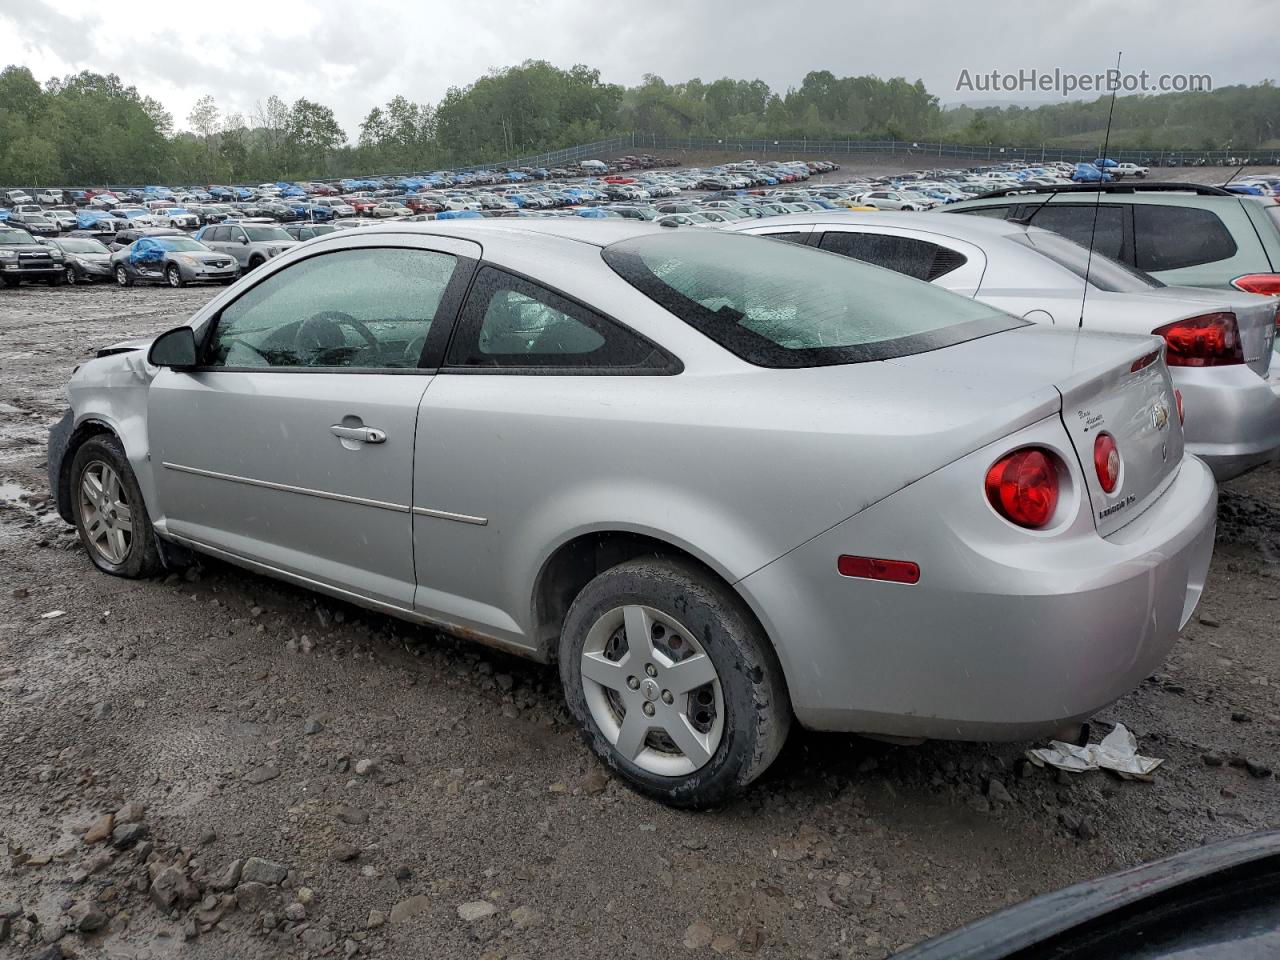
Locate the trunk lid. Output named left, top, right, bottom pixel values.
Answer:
left=1054, top=332, right=1183, bottom=537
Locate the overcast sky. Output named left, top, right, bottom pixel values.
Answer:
left=1, top=0, right=1273, bottom=137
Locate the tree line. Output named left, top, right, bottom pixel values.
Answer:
left=1, top=60, right=1277, bottom=187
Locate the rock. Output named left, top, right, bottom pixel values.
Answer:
left=297, top=887, right=314, bottom=905
left=1060, top=811, right=1082, bottom=834
left=111, top=822, right=149, bottom=850
left=389, top=895, right=431, bottom=923
left=91, top=702, right=111, bottom=720
left=967, top=794, right=991, bottom=814
left=366, top=909, right=386, bottom=929
left=301, top=927, right=335, bottom=952
left=209, top=859, right=244, bottom=892
left=986, top=778, right=1013, bottom=805
left=0, top=903, right=20, bottom=920
left=234, top=881, right=277, bottom=913
left=711, top=934, right=738, bottom=955
left=335, top=805, right=369, bottom=825
left=581, top=768, right=609, bottom=796
left=684, top=921, right=714, bottom=949
left=354, top=759, right=377, bottom=776
left=240, top=857, right=288, bottom=886
left=244, top=764, right=280, bottom=784
left=30, top=946, right=63, bottom=960
left=115, top=802, right=145, bottom=824
left=509, top=906, right=543, bottom=929
left=284, top=902, right=306, bottom=922
left=458, top=900, right=497, bottom=922
left=183, top=917, right=198, bottom=940
left=83, top=813, right=114, bottom=845
left=151, top=865, right=198, bottom=911
left=1246, top=760, right=1274, bottom=779
left=495, top=674, right=513, bottom=692
left=1203, top=752, right=1225, bottom=767
left=198, top=827, right=216, bottom=846
left=1077, top=816, right=1098, bottom=840
left=332, top=842, right=360, bottom=863
left=394, top=864, right=412, bottom=881
left=1232, top=712, right=1253, bottom=724
left=1200, top=615, right=1221, bottom=628
left=68, top=902, right=107, bottom=933
left=303, top=718, right=324, bottom=735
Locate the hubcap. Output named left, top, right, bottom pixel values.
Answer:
left=168, top=268, right=179, bottom=286
left=78, top=461, right=132, bottom=565
left=580, top=604, right=724, bottom=777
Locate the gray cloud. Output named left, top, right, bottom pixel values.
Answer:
left=0, top=0, right=1271, bottom=139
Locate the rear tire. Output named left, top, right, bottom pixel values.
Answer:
left=2, top=276, right=19, bottom=287
left=64, top=266, right=76, bottom=285
left=559, top=557, right=791, bottom=809
left=165, top=264, right=184, bottom=288
left=70, top=435, right=162, bottom=579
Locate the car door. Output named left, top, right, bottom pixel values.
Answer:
left=147, top=235, right=479, bottom=610
left=410, top=265, right=679, bottom=651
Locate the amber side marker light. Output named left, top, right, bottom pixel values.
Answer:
left=837, top=555, right=921, bottom=585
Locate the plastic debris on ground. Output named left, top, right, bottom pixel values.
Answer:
left=1026, top=723, right=1163, bottom=781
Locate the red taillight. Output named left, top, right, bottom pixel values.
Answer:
left=837, top=555, right=920, bottom=584
left=1175, top=389, right=1185, bottom=424
left=1230, top=274, right=1280, bottom=297
left=1093, top=432, right=1120, bottom=493
left=1130, top=349, right=1160, bottom=373
left=984, top=449, right=1059, bottom=529
left=1153, top=312, right=1244, bottom=367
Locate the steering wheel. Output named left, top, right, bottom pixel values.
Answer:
left=403, top=334, right=428, bottom=366
left=294, top=311, right=379, bottom=366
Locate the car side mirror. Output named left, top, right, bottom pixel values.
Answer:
left=148, top=326, right=198, bottom=370
left=238, top=236, right=249, bottom=244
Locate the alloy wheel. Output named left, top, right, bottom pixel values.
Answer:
left=78, top=460, right=133, bottom=565
left=64, top=266, right=76, bottom=285
left=580, top=604, right=724, bottom=777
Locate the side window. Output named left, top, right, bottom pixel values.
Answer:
left=206, top=247, right=459, bottom=369
left=1133, top=205, right=1238, bottom=271
left=956, top=204, right=1013, bottom=220
left=1026, top=204, right=1125, bottom=261
left=206, top=226, right=225, bottom=243
left=445, top=266, right=671, bottom=371
left=818, top=231, right=968, bottom=281
left=760, top=231, right=808, bottom=244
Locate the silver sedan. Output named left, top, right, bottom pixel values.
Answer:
left=731, top=212, right=1280, bottom=481
left=47, top=221, right=1216, bottom=807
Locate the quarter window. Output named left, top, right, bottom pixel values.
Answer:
left=445, top=266, right=672, bottom=371
left=206, top=247, right=459, bottom=369
left=1133, top=205, right=1238, bottom=271
left=1024, top=204, right=1125, bottom=262
left=817, top=231, right=968, bottom=281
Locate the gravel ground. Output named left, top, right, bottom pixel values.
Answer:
left=2, top=242, right=1279, bottom=960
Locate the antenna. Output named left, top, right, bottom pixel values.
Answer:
left=1079, top=50, right=1122, bottom=329
left=1222, top=161, right=1248, bottom=187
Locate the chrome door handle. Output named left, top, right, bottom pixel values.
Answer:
left=330, top=425, right=386, bottom=444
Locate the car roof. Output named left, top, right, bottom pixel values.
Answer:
left=338, top=218, right=668, bottom=249
left=728, top=209, right=1036, bottom=243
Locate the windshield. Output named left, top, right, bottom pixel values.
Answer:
left=0, top=228, right=36, bottom=244
left=602, top=232, right=1021, bottom=367
left=57, top=238, right=109, bottom=254
left=1015, top=229, right=1165, bottom=292
left=244, top=227, right=292, bottom=242
left=155, top=238, right=206, bottom=252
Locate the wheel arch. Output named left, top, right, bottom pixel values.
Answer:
left=530, top=529, right=791, bottom=699
left=54, top=417, right=121, bottom=522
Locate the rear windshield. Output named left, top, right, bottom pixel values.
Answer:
left=1015, top=229, right=1165, bottom=293
left=601, top=232, right=1022, bottom=367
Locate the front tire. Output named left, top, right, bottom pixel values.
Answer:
left=248, top=255, right=265, bottom=270
left=559, top=557, right=791, bottom=809
left=115, top=265, right=133, bottom=287
left=64, top=266, right=76, bottom=285
left=70, top=435, right=162, bottom=578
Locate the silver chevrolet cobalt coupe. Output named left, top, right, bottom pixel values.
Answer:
left=48, top=221, right=1217, bottom=807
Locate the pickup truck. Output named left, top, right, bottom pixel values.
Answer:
left=1110, top=162, right=1150, bottom=179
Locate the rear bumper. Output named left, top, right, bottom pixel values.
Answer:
left=739, top=448, right=1217, bottom=741
left=1175, top=366, right=1280, bottom=481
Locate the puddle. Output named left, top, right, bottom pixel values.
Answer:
left=0, top=480, right=34, bottom=502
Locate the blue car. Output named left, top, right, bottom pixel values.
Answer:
left=1072, top=162, right=1115, bottom=183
